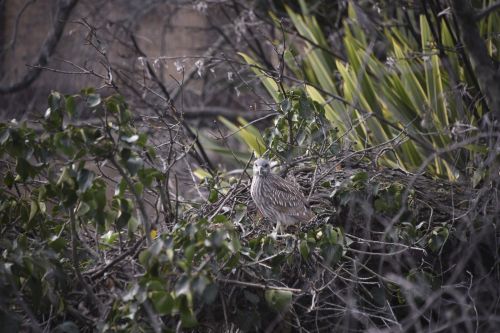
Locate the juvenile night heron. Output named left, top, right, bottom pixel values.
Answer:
left=251, top=158, right=314, bottom=236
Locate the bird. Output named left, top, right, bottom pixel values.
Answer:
left=250, top=158, right=315, bottom=237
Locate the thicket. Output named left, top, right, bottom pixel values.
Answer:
left=1, top=1, right=500, bottom=332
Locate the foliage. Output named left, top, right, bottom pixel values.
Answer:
left=1, top=87, right=498, bottom=332
left=0, top=90, right=161, bottom=331
left=2, top=1, right=500, bottom=332
left=0, top=90, right=354, bottom=331
left=239, top=2, right=500, bottom=180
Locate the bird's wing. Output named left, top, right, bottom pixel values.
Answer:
left=268, top=175, right=313, bottom=219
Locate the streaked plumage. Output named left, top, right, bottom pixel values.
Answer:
left=251, top=158, right=314, bottom=234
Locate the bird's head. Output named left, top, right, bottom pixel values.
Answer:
left=253, top=158, right=271, bottom=177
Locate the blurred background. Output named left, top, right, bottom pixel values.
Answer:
left=0, top=0, right=288, bottom=198
left=0, top=0, right=257, bottom=120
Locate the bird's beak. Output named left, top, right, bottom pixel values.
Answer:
left=255, top=166, right=261, bottom=176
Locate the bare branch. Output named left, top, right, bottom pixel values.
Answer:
left=474, top=1, right=500, bottom=21
left=450, top=0, right=500, bottom=119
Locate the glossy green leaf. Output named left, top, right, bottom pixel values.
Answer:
left=125, top=157, right=143, bottom=176
left=265, top=289, right=292, bottom=312
left=151, top=291, right=174, bottom=315
left=86, top=94, right=101, bottom=108
left=77, top=169, right=94, bottom=193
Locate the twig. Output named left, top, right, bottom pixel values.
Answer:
left=7, top=274, right=43, bottom=333
left=86, top=236, right=146, bottom=279
left=218, top=278, right=303, bottom=294
left=215, top=112, right=279, bottom=140
left=451, top=0, right=500, bottom=119
left=69, top=209, right=103, bottom=315
left=143, top=300, right=163, bottom=333
left=475, top=1, right=500, bottom=21
left=130, top=34, right=216, bottom=174
left=208, top=153, right=253, bottom=219
left=109, top=157, right=153, bottom=245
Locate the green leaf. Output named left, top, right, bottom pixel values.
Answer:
left=202, top=283, right=218, bottom=304
left=49, top=91, right=62, bottom=111
left=134, top=182, right=144, bottom=195
left=138, top=168, right=160, bottom=187
left=4, top=172, right=15, bottom=188
left=94, top=186, right=106, bottom=211
left=193, top=168, right=211, bottom=180
left=138, top=250, right=151, bottom=267
left=212, top=214, right=228, bottom=223
left=147, top=280, right=164, bottom=291
left=351, top=171, right=368, bottom=185
left=16, top=158, right=37, bottom=180
left=29, top=201, right=38, bottom=222
left=77, top=202, right=90, bottom=216
left=114, top=198, right=131, bottom=228
left=180, top=308, right=198, bottom=328
left=86, top=94, right=101, bottom=108
left=299, top=240, right=310, bottom=259
left=280, top=98, right=292, bottom=113
left=286, top=7, right=337, bottom=91
left=125, top=157, right=143, bottom=176
left=100, top=230, right=118, bottom=245
left=151, top=291, right=174, bottom=315
left=65, top=95, right=76, bottom=117
left=81, top=87, right=96, bottom=95
left=184, top=244, right=196, bottom=263
left=191, top=275, right=209, bottom=297
left=48, top=235, right=67, bottom=251
left=0, top=128, right=10, bottom=145
left=165, top=237, right=174, bottom=262
left=128, top=216, right=139, bottom=234
left=146, top=146, right=157, bottom=160
left=321, top=244, right=343, bottom=265
left=175, top=275, right=191, bottom=297
left=149, top=239, right=164, bottom=256
left=54, top=132, right=76, bottom=157
left=120, top=108, right=132, bottom=124
left=233, top=205, right=247, bottom=224
left=265, top=289, right=292, bottom=312
left=77, top=169, right=95, bottom=193
left=208, top=189, right=218, bottom=203
left=105, top=96, right=121, bottom=114
left=464, top=144, right=488, bottom=154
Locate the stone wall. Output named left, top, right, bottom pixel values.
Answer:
left=0, top=0, right=219, bottom=119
